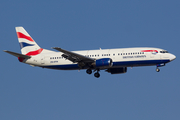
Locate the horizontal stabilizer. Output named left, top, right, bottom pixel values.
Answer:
left=3, top=50, right=31, bottom=59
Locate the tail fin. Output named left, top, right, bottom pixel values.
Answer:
left=15, top=27, right=43, bottom=56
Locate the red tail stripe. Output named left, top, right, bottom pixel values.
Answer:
left=141, top=50, right=158, bottom=53
left=17, top=32, right=34, bottom=42
left=26, top=48, right=43, bottom=56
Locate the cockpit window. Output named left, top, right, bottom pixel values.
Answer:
left=160, top=51, right=168, bottom=53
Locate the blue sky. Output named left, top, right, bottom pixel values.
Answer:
left=1, top=0, right=180, bottom=120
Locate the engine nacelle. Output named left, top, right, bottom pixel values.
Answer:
left=106, top=67, right=127, bottom=74
left=94, top=58, right=113, bottom=68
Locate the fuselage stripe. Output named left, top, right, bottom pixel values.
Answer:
left=43, top=60, right=170, bottom=70
left=141, top=50, right=158, bottom=53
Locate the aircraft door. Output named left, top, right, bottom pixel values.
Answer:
left=41, top=56, right=49, bottom=65
left=41, top=57, right=45, bottom=65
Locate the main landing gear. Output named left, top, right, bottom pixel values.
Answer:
left=94, top=72, right=100, bottom=78
left=86, top=69, right=92, bottom=74
left=86, top=69, right=100, bottom=78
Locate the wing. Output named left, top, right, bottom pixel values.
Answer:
left=52, top=47, right=95, bottom=63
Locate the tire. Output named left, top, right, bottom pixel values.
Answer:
left=94, top=72, right=100, bottom=78
left=156, top=68, right=160, bottom=72
left=86, top=69, right=92, bottom=74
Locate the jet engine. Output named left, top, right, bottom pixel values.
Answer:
left=93, top=58, right=113, bottom=68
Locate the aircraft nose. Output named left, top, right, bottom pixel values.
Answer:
left=169, top=54, right=176, bottom=61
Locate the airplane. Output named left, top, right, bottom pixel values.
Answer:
left=4, top=27, right=176, bottom=78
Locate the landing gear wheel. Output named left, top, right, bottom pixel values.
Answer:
left=94, top=72, right=100, bottom=78
left=156, top=68, right=160, bottom=72
left=86, top=69, right=92, bottom=74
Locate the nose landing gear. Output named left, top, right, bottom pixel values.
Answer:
left=156, top=63, right=166, bottom=72
left=156, top=68, right=160, bottom=72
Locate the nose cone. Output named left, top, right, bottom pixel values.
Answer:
left=169, top=54, right=176, bottom=61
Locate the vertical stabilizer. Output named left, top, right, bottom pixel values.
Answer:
left=15, top=27, right=43, bottom=56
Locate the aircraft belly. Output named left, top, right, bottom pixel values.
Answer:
left=112, top=59, right=170, bottom=67
left=43, top=64, right=81, bottom=70
left=42, top=59, right=170, bottom=70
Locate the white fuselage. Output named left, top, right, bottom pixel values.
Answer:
left=23, top=47, right=175, bottom=70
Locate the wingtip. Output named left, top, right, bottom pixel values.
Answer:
left=52, top=47, right=61, bottom=49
